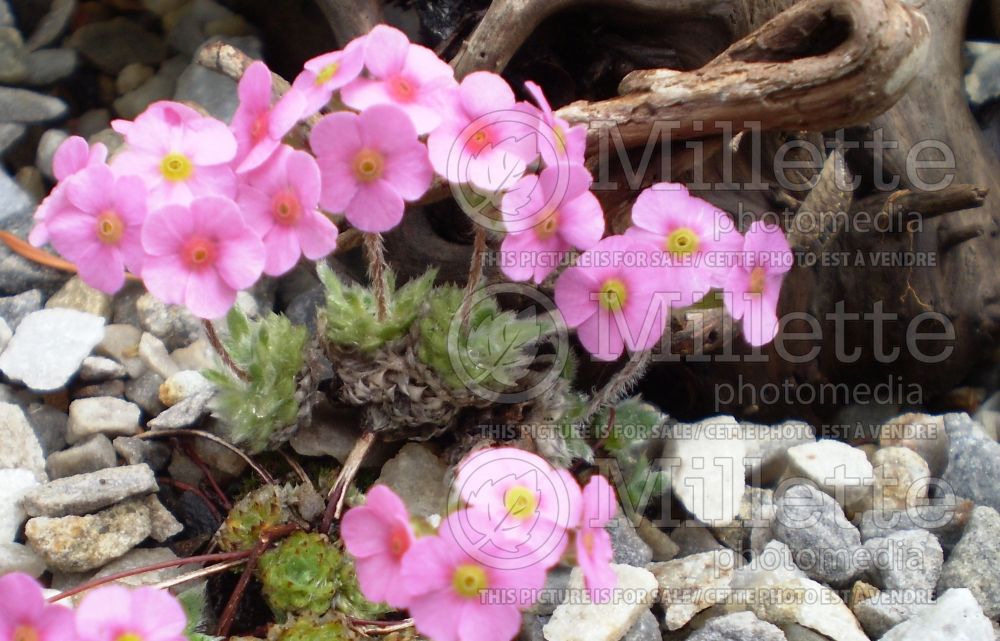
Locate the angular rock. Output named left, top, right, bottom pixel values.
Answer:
left=145, top=495, right=183, bottom=542
left=0, top=402, right=47, bottom=481
left=125, top=371, right=165, bottom=417
left=0, top=289, right=42, bottom=330
left=772, top=483, right=862, bottom=585
left=24, top=402, right=68, bottom=455
left=138, top=332, right=179, bottom=379
left=0, top=316, right=9, bottom=352
left=74, top=380, right=125, bottom=399
left=687, top=612, right=787, bottom=641
left=45, top=276, right=112, bottom=319
left=742, top=420, right=815, bottom=484
left=622, top=609, right=659, bottom=641
left=170, top=339, right=216, bottom=371
left=0, top=542, right=46, bottom=577
left=941, top=412, right=1000, bottom=513
left=147, top=389, right=212, bottom=429
left=376, top=443, right=449, bottom=518
left=664, top=416, right=747, bottom=526
left=92, top=547, right=183, bottom=588
left=0, top=468, right=38, bottom=541
left=880, top=588, right=993, bottom=641
left=858, top=497, right=973, bottom=551
left=23, top=48, right=77, bottom=85
left=0, top=308, right=105, bottom=392
left=609, top=514, right=653, bottom=567
left=0, top=26, right=25, bottom=84
left=159, top=370, right=213, bottom=406
left=880, top=413, right=949, bottom=477
left=289, top=403, right=389, bottom=467
left=711, top=487, right=776, bottom=554
left=25, top=498, right=151, bottom=572
left=23, top=464, right=157, bottom=517
left=937, top=505, right=1000, bottom=618
left=0, top=86, right=67, bottom=123
left=67, top=18, right=167, bottom=74
left=25, top=0, right=77, bottom=51
left=67, top=397, right=142, bottom=443
left=869, top=446, right=930, bottom=512
left=136, top=293, right=202, bottom=350
left=79, top=356, right=127, bottom=382
left=862, top=529, right=942, bottom=595
left=543, top=564, right=658, bottom=641
left=113, top=436, right=170, bottom=470
left=783, top=440, right=873, bottom=510
left=852, top=590, right=930, bottom=640
left=670, top=521, right=724, bottom=556
left=46, top=434, right=117, bottom=479
left=636, top=517, right=679, bottom=562
left=96, top=323, right=145, bottom=378
left=649, top=549, right=738, bottom=630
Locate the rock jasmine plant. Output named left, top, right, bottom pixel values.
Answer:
left=25, top=21, right=793, bottom=641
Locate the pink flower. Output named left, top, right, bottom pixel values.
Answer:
left=230, top=61, right=307, bottom=173
left=341, top=484, right=416, bottom=609
left=499, top=163, right=604, bottom=283
left=523, top=81, right=587, bottom=167
left=290, top=38, right=365, bottom=117
left=341, top=25, right=457, bottom=135
left=400, top=510, right=546, bottom=641
left=576, top=475, right=617, bottom=601
left=426, top=71, right=536, bottom=192
left=625, top=183, right=743, bottom=308
left=554, top=235, right=667, bottom=361
left=140, top=195, right=265, bottom=319
left=30, top=136, right=108, bottom=247
left=112, top=101, right=237, bottom=206
left=45, top=164, right=147, bottom=294
left=0, top=573, right=78, bottom=641
left=237, top=146, right=338, bottom=276
left=310, top=104, right=432, bottom=233
left=75, top=585, right=187, bottom=641
left=724, top=220, right=793, bottom=346
left=454, top=446, right=581, bottom=570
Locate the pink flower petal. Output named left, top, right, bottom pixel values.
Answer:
left=499, top=232, right=539, bottom=282
left=130, top=587, right=187, bottom=639
left=363, top=25, right=409, bottom=77
left=316, top=157, right=358, bottom=213
left=296, top=212, right=339, bottom=260
left=77, top=246, right=126, bottom=294
left=184, top=268, right=237, bottom=319
left=407, top=590, right=463, bottom=641
left=52, top=136, right=91, bottom=181
left=459, top=72, right=515, bottom=120
left=141, top=254, right=190, bottom=306
left=382, top=144, right=433, bottom=202
left=286, top=150, right=321, bottom=209
left=141, top=204, right=195, bottom=256
left=345, top=180, right=404, bottom=233
left=180, top=118, right=237, bottom=166
left=75, top=585, right=133, bottom=640
left=576, top=309, right=625, bottom=361
left=361, top=103, right=420, bottom=153
left=554, top=265, right=599, bottom=327
left=262, top=226, right=301, bottom=276
left=0, top=573, right=45, bottom=624
left=458, top=600, right=521, bottom=641
left=237, top=61, right=272, bottom=113
left=557, top=191, right=604, bottom=250
left=310, top=111, right=363, bottom=159
left=36, top=604, right=78, bottom=641
left=65, top=164, right=114, bottom=213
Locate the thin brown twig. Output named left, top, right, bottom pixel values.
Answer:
left=138, top=429, right=274, bottom=485
left=202, top=318, right=249, bottom=382
left=182, top=441, right=233, bottom=510
left=280, top=448, right=313, bottom=488
left=49, top=551, right=251, bottom=603
left=150, top=558, right=248, bottom=591
left=364, top=233, right=389, bottom=322
left=157, top=476, right=223, bottom=523
left=215, top=524, right=299, bottom=638
left=320, top=431, right=376, bottom=533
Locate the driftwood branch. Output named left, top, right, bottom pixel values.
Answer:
left=556, top=0, right=930, bottom=150
left=313, top=0, right=383, bottom=46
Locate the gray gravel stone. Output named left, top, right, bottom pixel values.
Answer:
left=67, top=397, right=141, bottom=444
left=609, top=515, right=653, bottom=567
left=0, top=316, right=9, bottom=352
left=26, top=0, right=76, bottom=51
left=145, top=495, right=183, bottom=542
left=0, top=541, right=46, bottom=576
left=25, top=498, right=151, bottom=572
left=0, top=123, right=26, bottom=155
left=147, top=389, right=212, bottom=429
left=712, top=487, right=776, bottom=554
left=170, top=339, right=216, bottom=371
left=941, top=412, right=1000, bottom=513
left=74, top=379, right=126, bottom=399
left=528, top=566, right=571, bottom=615
left=0, top=1, right=13, bottom=28
left=0, top=289, right=43, bottom=330
left=0, top=309, right=105, bottom=392
left=0, top=170, right=33, bottom=223
left=0, top=26, right=25, bottom=83
left=622, top=609, right=659, bottom=641
left=112, top=55, right=185, bottom=120
left=858, top=498, right=973, bottom=551
left=852, top=592, right=930, bottom=640
left=289, top=403, right=390, bottom=466
left=25, top=402, right=68, bottom=455
left=92, top=547, right=182, bottom=587
left=0, top=402, right=47, bottom=481
left=159, top=370, right=213, bottom=406
left=687, top=612, right=787, bottom=641
left=35, top=129, right=68, bottom=181
left=116, top=62, right=155, bottom=94
left=937, top=505, right=1000, bottom=618
left=167, top=0, right=244, bottom=55
left=79, top=356, right=127, bottom=382
left=45, top=434, right=117, bottom=479
left=862, top=529, right=942, bottom=595
left=742, top=420, right=815, bottom=484
left=97, top=323, right=145, bottom=378
left=649, top=549, right=738, bottom=630
left=880, top=588, right=993, bottom=641
left=782, top=440, right=874, bottom=510
left=45, top=275, right=112, bottom=318
left=23, top=463, right=158, bottom=517
left=23, top=48, right=78, bottom=86
left=772, top=483, right=862, bottom=585
left=0, top=467, right=38, bottom=541
left=125, top=371, right=165, bottom=416
left=138, top=332, right=179, bottom=379
left=880, top=413, right=949, bottom=479
left=0, top=86, right=67, bottom=123
left=136, top=293, right=202, bottom=350
left=67, top=17, right=167, bottom=74
left=376, top=443, right=449, bottom=518
left=113, top=436, right=170, bottom=470
left=670, top=521, right=724, bottom=556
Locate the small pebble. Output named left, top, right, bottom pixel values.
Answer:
left=45, top=434, right=117, bottom=479
left=937, top=505, right=1000, bottom=618
left=0, top=309, right=106, bottom=392
left=0, top=468, right=39, bottom=541
left=138, top=332, right=180, bottom=379
left=23, top=463, right=158, bottom=517
left=772, top=483, right=862, bottom=585
left=0, top=402, right=48, bottom=481
left=159, top=370, right=213, bottom=407
left=79, top=356, right=127, bottom=382
left=66, top=396, right=142, bottom=444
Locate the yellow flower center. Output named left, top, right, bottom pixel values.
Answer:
left=503, top=485, right=538, bottom=520
left=748, top=266, right=766, bottom=295
left=665, top=227, right=699, bottom=257
left=582, top=531, right=595, bottom=554
left=272, top=190, right=301, bottom=226
left=182, top=236, right=216, bottom=270
left=160, top=152, right=193, bottom=182
left=315, top=61, right=341, bottom=86
left=535, top=209, right=559, bottom=240
left=96, top=210, right=124, bottom=245
left=598, top=278, right=627, bottom=312
left=452, top=564, right=488, bottom=598
left=353, top=149, right=384, bottom=183
left=116, top=634, right=143, bottom=641
left=13, top=626, right=39, bottom=641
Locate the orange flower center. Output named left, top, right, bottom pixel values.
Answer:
left=535, top=209, right=559, bottom=240
left=353, top=149, right=384, bottom=183
left=466, top=129, right=492, bottom=154
left=315, top=61, right=341, bottom=86
left=182, top=236, right=217, bottom=270
left=250, top=113, right=268, bottom=142
left=388, top=528, right=410, bottom=558
left=96, top=210, right=124, bottom=245
left=582, top=531, right=595, bottom=554
left=272, top=190, right=301, bottom=226
left=748, top=266, right=766, bottom=295
left=13, top=626, right=39, bottom=641
left=388, top=76, right=416, bottom=102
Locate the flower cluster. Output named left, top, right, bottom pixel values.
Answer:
left=341, top=447, right=618, bottom=641
left=0, top=572, right=188, bottom=641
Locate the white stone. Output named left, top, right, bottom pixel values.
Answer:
left=543, top=564, right=658, bottom=641
left=741, top=420, right=815, bottom=483
left=664, top=416, right=747, bottom=526
left=158, top=370, right=213, bottom=406
left=881, top=589, right=993, bottom=641
left=0, top=402, right=48, bottom=481
left=0, top=316, right=11, bottom=352
left=138, top=332, right=179, bottom=379
left=67, top=397, right=142, bottom=444
left=0, top=468, right=39, bottom=541
left=648, top=549, right=738, bottom=630
left=0, top=542, right=46, bottom=577
left=0, top=309, right=105, bottom=391
left=783, top=440, right=874, bottom=509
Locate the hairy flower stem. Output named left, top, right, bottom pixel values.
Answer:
left=459, top=226, right=487, bottom=332
left=320, top=431, right=377, bottom=534
left=581, top=350, right=653, bottom=425
left=48, top=551, right=251, bottom=603
left=364, top=232, right=389, bottom=321
left=216, top=524, right=299, bottom=638
left=203, top=318, right=249, bottom=382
